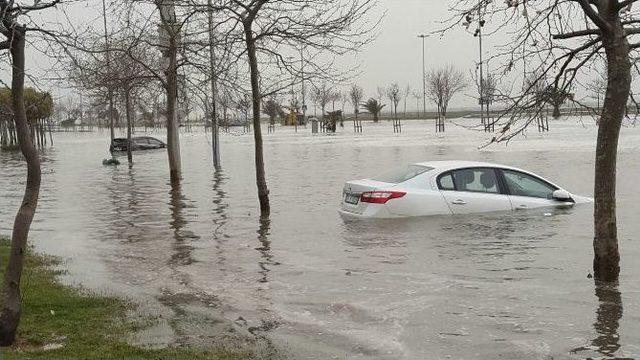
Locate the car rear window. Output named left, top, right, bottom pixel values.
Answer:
left=372, top=165, right=433, bottom=184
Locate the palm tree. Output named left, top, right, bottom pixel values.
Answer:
left=361, top=98, right=385, bottom=123
left=262, top=98, right=282, bottom=125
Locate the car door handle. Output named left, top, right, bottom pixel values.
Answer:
left=451, top=199, right=466, bottom=205
left=515, top=204, right=528, bottom=210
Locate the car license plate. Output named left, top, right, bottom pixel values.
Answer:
left=344, top=193, right=359, bottom=205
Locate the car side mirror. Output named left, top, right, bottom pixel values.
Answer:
left=553, top=189, right=572, bottom=201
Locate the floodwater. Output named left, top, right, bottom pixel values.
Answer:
left=1, top=118, right=640, bottom=359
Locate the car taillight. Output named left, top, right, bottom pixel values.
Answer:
left=360, top=191, right=406, bottom=204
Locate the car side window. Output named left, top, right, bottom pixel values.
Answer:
left=451, top=168, right=499, bottom=194
left=502, top=169, right=556, bottom=199
left=438, top=172, right=455, bottom=191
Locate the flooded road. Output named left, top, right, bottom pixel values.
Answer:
left=1, top=119, right=640, bottom=359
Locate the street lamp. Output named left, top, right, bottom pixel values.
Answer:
left=300, top=47, right=306, bottom=130
left=417, top=34, right=428, bottom=119
left=464, top=2, right=487, bottom=127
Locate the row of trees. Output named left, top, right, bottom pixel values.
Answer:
left=2, top=0, right=637, bottom=349
left=0, top=0, right=380, bottom=346
left=0, top=88, right=54, bottom=149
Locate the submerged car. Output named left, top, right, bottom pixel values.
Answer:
left=110, top=136, right=166, bottom=152
left=340, top=161, right=591, bottom=219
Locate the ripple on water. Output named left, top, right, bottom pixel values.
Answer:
left=1, top=120, right=640, bottom=359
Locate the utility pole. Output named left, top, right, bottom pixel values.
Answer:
left=207, top=0, right=220, bottom=168
left=102, top=0, right=116, bottom=143
left=474, top=2, right=486, bottom=127
left=418, top=34, right=428, bottom=119
left=300, top=47, right=306, bottom=130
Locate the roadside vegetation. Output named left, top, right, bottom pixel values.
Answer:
left=0, top=237, right=256, bottom=360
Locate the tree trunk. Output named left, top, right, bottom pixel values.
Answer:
left=1, top=119, right=8, bottom=147
left=0, top=29, right=41, bottom=346
left=593, top=24, right=630, bottom=282
left=552, top=103, right=561, bottom=119
left=244, top=24, right=270, bottom=216
left=207, top=0, right=220, bottom=169
left=125, top=87, right=133, bottom=164
left=165, top=36, right=182, bottom=184
left=108, top=89, right=115, bottom=143
left=403, top=98, right=407, bottom=118
left=46, top=118, right=53, bottom=145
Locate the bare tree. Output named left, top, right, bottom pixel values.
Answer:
left=349, top=84, right=364, bottom=119
left=312, top=83, right=333, bottom=120
left=0, top=0, right=61, bottom=346
left=70, top=31, right=158, bottom=164
left=544, top=86, right=574, bottom=119
left=443, top=0, right=640, bottom=281
left=207, top=0, right=221, bottom=168
left=236, top=93, right=251, bottom=130
left=404, top=84, right=411, bottom=117
left=426, top=65, right=466, bottom=131
left=586, top=74, right=608, bottom=110
left=217, top=0, right=379, bottom=216
left=412, top=90, right=422, bottom=118
left=340, top=91, right=349, bottom=113
left=155, top=0, right=183, bottom=184
left=330, top=90, right=341, bottom=112
left=376, top=86, right=386, bottom=107
left=386, top=83, right=402, bottom=120
left=472, top=70, right=498, bottom=122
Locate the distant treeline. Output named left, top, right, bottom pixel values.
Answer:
left=0, top=88, right=54, bottom=150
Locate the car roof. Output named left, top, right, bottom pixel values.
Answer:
left=413, top=160, right=526, bottom=173
left=112, top=137, right=163, bottom=141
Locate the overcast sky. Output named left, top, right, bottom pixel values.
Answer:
left=350, top=0, right=488, bottom=109
left=5, top=1, right=509, bottom=111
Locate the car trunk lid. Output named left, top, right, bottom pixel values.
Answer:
left=341, top=179, right=396, bottom=214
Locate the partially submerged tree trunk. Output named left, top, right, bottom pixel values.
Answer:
left=244, top=22, right=270, bottom=216
left=0, top=28, right=42, bottom=346
left=593, top=22, right=630, bottom=282
left=125, top=86, right=133, bottom=164
left=207, top=0, right=220, bottom=169
left=165, top=36, right=182, bottom=184
left=108, top=89, right=116, bottom=142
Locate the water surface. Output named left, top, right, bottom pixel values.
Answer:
left=1, top=119, right=639, bottom=359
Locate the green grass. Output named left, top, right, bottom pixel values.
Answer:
left=0, top=237, right=255, bottom=359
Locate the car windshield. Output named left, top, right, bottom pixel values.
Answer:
left=372, top=165, right=433, bottom=184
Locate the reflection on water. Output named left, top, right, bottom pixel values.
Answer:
left=571, top=281, right=629, bottom=359
left=211, top=170, right=229, bottom=270
left=592, top=282, right=624, bottom=358
left=168, top=182, right=198, bottom=267
left=1, top=121, right=640, bottom=359
left=256, top=217, right=273, bottom=284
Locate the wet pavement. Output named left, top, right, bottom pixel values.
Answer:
left=1, top=118, right=639, bottom=359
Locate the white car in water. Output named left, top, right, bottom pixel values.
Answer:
left=340, top=161, right=591, bottom=219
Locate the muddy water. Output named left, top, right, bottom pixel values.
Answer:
left=1, top=119, right=640, bottom=359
